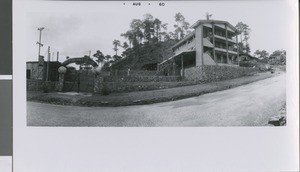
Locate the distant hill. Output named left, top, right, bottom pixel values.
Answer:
left=111, top=40, right=176, bottom=71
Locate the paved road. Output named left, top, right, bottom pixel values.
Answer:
left=27, top=73, right=286, bottom=127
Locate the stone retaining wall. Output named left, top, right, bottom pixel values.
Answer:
left=112, top=70, right=158, bottom=76
left=102, top=81, right=197, bottom=93
left=63, top=82, right=78, bottom=92
left=104, top=76, right=181, bottom=82
left=130, top=70, right=158, bottom=76
left=27, top=79, right=59, bottom=92
left=29, top=65, right=260, bottom=94
left=184, top=65, right=259, bottom=83
left=94, top=76, right=104, bottom=94
left=27, top=79, right=44, bottom=91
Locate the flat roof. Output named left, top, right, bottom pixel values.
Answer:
left=191, top=20, right=238, bottom=33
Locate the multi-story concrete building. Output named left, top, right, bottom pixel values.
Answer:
left=158, top=20, right=240, bottom=76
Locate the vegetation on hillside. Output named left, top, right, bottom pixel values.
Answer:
left=91, top=13, right=285, bottom=72
left=110, top=13, right=191, bottom=71
left=253, top=49, right=286, bottom=65
left=111, top=14, right=255, bottom=71
left=235, top=22, right=251, bottom=54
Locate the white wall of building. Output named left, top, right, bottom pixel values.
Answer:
left=195, top=25, right=204, bottom=66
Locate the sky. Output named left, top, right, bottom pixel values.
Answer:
left=24, top=0, right=294, bottom=62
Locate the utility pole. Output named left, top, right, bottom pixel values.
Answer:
left=56, top=51, right=59, bottom=62
left=46, top=46, right=50, bottom=81
left=37, top=27, right=45, bottom=61
left=88, top=50, right=92, bottom=68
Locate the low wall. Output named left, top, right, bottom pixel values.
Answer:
left=104, top=76, right=181, bottom=82
left=111, top=70, right=158, bottom=76
left=27, top=79, right=44, bottom=91
left=27, top=79, right=59, bottom=92
left=29, top=65, right=259, bottom=94
left=103, top=81, right=196, bottom=93
left=184, top=65, right=259, bottom=83
left=130, top=70, right=158, bottom=76
left=62, top=81, right=94, bottom=93
left=63, top=82, right=78, bottom=92
left=93, top=75, right=194, bottom=94
left=85, top=65, right=260, bottom=94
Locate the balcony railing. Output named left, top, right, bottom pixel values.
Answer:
left=214, top=34, right=236, bottom=43
left=228, top=50, right=238, bottom=54
left=215, top=47, right=238, bottom=54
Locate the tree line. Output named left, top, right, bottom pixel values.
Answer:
left=253, top=49, right=286, bottom=65
left=91, top=13, right=286, bottom=69
left=92, top=12, right=192, bottom=68
left=119, top=13, right=191, bottom=49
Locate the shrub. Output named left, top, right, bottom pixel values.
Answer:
left=43, top=82, right=50, bottom=93
left=101, top=86, right=110, bottom=96
left=239, top=61, right=256, bottom=67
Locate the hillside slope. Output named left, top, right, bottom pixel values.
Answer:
left=111, top=40, right=176, bottom=71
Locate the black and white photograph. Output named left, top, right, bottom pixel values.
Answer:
left=12, top=0, right=299, bottom=172
left=25, top=1, right=288, bottom=127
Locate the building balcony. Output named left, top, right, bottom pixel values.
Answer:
left=228, top=50, right=238, bottom=54
left=215, top=47, right=227, bottom=53
left=214, top=34, right=236, bottom=44
left=215, top=47, right=238, bottom=54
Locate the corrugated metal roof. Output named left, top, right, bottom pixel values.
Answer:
left=159, top=50, right=196, bottom=65
left=171, top=31, right=195, bottom=50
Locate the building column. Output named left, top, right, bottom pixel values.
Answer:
left=235, top=32, right=239, bottom=66
left=221, top=55, right=224, bottom=63
left=173, top=60, right=176, bottom=76
left=57, top=73, right=65, bottom=92
left=201, top=25, right=204, bottom=66
left=225, top=24, right=229, bottom=64
left=212, top=22, right=216, bottom=63
left=195, top=25, right=204, bottom=66
left=93, top=75, right=104, bottom=94
left=181, top=55, right=184, bottom=77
